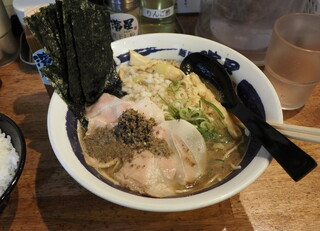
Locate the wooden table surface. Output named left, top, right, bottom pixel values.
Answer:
left=0, top=14, right=319, bottom=231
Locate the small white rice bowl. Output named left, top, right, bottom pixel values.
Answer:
left=48, top=33, right=283, bottom=212
left=0, top=130, right=19, bottom=196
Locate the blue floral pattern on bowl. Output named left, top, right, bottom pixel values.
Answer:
left=33, top=49, right=52, bottom=86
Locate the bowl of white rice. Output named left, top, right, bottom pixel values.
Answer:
left=0, top=113, right=26, bottom=212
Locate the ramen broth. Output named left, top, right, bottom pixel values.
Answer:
left=78, top=51, right=248, bottom=197
left=96, top=136, right=248, bottom=195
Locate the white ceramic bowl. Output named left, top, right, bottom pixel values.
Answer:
left=47, top=33, right=283, bottom=212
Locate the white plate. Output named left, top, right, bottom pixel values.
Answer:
left=47, top=33, right=282, bottom=212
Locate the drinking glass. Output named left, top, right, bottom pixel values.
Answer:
left=263, top=13, right=320, bottom=110
left=195, top=0, right=307, bottom=66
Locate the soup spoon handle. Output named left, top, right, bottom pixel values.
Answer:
left=229, top=100, right=317, bottom=181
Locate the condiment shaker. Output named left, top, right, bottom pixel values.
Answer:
left=107, top=0, right=140, bottom=40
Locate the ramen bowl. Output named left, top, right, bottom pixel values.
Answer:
left=47, top=33, right=282, bottom=212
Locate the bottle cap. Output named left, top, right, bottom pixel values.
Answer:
left=107, top=0, right=138, bottom=11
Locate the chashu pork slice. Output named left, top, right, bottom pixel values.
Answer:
left=114, top=150, right=178, bottom=197
left=85, top=93, right=164, bottom=134
left=114, top=119, right=207, bottom=197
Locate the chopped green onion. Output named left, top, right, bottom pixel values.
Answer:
left=158, top=94, right=180, bottom=119
left=158, top=94, right=230, bottom=142
left=168, top=80, right=182, bottom=93
left=198, top=127, right=223, bottom=141
left=133, top=75, right=144, bottom=83
left=200, top=97, right=225, bottom=119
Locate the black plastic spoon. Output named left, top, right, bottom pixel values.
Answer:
left=180, top=52, right=317, bottom=181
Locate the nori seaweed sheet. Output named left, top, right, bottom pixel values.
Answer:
left=61, top=0, right=84, bottom=113
left=24, top=0, right=124, bottom=125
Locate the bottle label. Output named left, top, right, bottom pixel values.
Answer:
left=142, top=6, right=174, bottom=19
left=110, top=13, right=139, bottom=40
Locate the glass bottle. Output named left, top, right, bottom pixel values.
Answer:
left=139, top=0, right=179, bottom=34
left=107, top=0, right=140, bottom=40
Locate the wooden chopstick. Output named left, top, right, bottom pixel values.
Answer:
left=268, top=122, right=320, bottom=144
